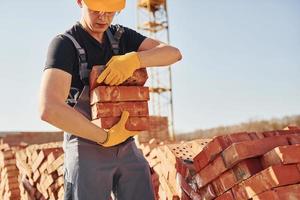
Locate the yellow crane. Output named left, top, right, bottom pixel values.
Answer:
left=137, top=0, right=175, bottom=141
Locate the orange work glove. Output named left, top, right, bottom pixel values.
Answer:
left=96, top=52, right=141, bottom=86
left=98, top=111, right=139, bottom=147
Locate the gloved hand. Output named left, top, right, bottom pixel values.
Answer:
left=96, top=52, right=141, bottom=86
left=98, top=111, right=139, bottom=147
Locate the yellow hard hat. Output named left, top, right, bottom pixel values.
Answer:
left=82, top=0, right=126, bottom=12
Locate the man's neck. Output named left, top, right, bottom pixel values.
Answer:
left=80, top=20, right=104, bottom=43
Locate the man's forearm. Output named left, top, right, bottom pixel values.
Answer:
left=137, top=44, right=182, bottom=68
left=40, top=101, right=107, bottom=143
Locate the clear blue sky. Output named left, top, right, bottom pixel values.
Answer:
left=0, top=0, right=299, bottom=133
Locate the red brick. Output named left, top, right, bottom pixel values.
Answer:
left=159, top=174, right=179, bottom=199
left=176, top=159, right=196, bottom=181
left=212, top=169, right=236, bottom=196
left=286, top=125, right=300, bottom=130
left=236, top=164, right=300, bottom=199
left=32, top=148, right=60, bottom=172
left=232, top=158, right=262, bottom=181
left=21, top=178, right=36, bottom=198
left=91, top=101, right=149, bottom=119
left=90, top=86, right=149, bottom=104
left=182, top=162, right=196, bottom=181
left=261, top=144, right=300, bottom=168
left=193, top=150, right=209, bottom=172
left=288, top=134, right=300, bottom=144
left=92, top=116, right=149, bottom=131
left=212, top=158, right=262, bottom=196
left=221, top=135, right=288, bottom=168
left=89, top=65, right=148, bottom=90
left=262, top=129, right=300, bottom=137
left=175, top=158, right=182, bottom=175
left=231, top=182, right=250, bottom=200
left=215, top=190, right=235, bottom=200
left=252, top=184, right=300, bottom=200
left=181, top=191, right=192, bottom=200
left=197, top=183, right=216, bottom=200
left=193, top=132, right=256, bottom=172
left=195, top=155, right=227, bottom=188
left=0, top=150, right=14, bottom=160
left=177, top=173, right=201, bottom=200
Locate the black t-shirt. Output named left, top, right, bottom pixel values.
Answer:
left=44, top=22, right=146, bottom=105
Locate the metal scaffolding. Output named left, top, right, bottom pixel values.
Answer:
left=137, top=0, right=175, bottom=140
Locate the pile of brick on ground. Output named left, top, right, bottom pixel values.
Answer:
left=16, top=142, right=64, bottom=200
left=1, top=126, right=300, bottom=200
left=137, top=126, right=300, bottom=200
left=0, top=142, right=27, bottom=200
left=137, top=138, right=211, bottom=200
left=0, top=141, right=64, bottom=200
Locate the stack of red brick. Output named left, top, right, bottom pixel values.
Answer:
left=16, top=142, right=64, bottom=200
left=0, top=143, right=25, bottom=200
left=89, top=66, right=171, bottom=143
left=136, top=127, right=300, bottom=200
left=89, top=65, right=150, bottom=131
left=180, top=127, right=300, bottom=200
left=137, top=138, right=211, bottom=199
left=1, top=127, right=299, bottom=200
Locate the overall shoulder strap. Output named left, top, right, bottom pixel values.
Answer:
left=63, top=33, right=90, bottom=85
left=106, top=24, right=125, bottom=55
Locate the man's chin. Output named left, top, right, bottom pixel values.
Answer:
left=93, top=24, right=108, bottom=31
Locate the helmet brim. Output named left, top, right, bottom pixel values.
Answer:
left=82, top=0, right=125, bottom=12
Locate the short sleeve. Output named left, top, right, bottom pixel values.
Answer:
left=44, top=35, right=77, bottom=74
left=123, top=27, right=147, bottom=52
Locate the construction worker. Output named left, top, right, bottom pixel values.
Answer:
left=39, top=0, right=182, bottom=199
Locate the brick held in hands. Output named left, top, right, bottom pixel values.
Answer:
left=89, top=65, right=148, bottom=90
left=91, top=101, right=149, bottom=119
left=261, top=144, right=300, bottom=168
left=252, top=183, right=300, bottom=200
left=92, top=116, right=149, bottom=131
left=90, top=86, right=149, bottom=104
left=221, top=135, right=288, bottom=168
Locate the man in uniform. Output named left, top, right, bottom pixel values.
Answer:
left=39, top=0, right=182, bottom=199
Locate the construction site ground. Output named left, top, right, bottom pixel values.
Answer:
left=0, top=126, right=300, bottom=199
